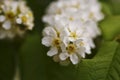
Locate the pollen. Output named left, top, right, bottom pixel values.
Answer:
left=53, top=38, right=61, bottom=47
left=6, top=11, right=15, bottom=19
left=56, top=9, right=62, bottom=14
left=69, top=17, right=74, bottom=21
left=67, top=43, right=76, bottom=54
left=89, top=12, right=94, bottom=18
left=70, top=32, right=77, bottom=39
left=21, top=16, right=27, bottom=23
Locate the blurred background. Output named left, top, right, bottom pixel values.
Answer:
left=0, top=0, right=120, bottom=80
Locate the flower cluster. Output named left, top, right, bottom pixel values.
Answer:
left=0, top=0, right=34, bottom=39
left=42, top=0, right=104, bottom=65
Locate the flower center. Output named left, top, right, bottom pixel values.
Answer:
left=53, top=38, right=61, bottom=47
left=70, top=32, right=77, bottom=39
left=56, top=9, right=62, bottom=14
left=67, top=43, right=76, bottom=54
left=6, top=11, right=15, bottom=19
left=69, top=17, right=74, bottom=21
left=21, top=16, right=27, bottom=23
left=89, top=12, right=94, bottom=18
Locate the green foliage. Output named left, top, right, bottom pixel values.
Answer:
left=101, top=2, right=112, bottom=16
left=78, top=41, right=120, bottom=80
left=109, top=0, right=120, bottom=15
left=100, top=16, right=120, bottom=40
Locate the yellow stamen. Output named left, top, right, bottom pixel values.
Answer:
left=67, top=43, right=76, bottom=54
left=6, top=11, right=15, bottom=19
left=70, top=32, right=77, bottom=39
left=53, top=38, right=61, bottom=47
left=89, top=12, right=94, bottom=18
left=69, top=17, right=74, bottom=21
left=56, top=9, right=62, bottom=14
left=21, top=16, right=27, bottom=23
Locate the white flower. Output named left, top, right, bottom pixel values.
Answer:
left=42, top=26, right=62, bottom=57
left=59, top=39, right=86, bottom=64
left=43, top=11, right=85, bottom=26
left=16, top=11, right=34, bottom=30
left=44, top=0, right=104, bottom=23
left=0, top=0, right=34, bottom=39
left=60, top=22, right=93, bottom=54
left=16, top=1, right=34, bottom=30
left=42, top=0, right=104, bottom=65
left=82, top=20, right=101, bottom=39
left=46, top=0, right=88, bottom=15
left=60, top=22, right=84, bottom=41
left=87, top=0, right=104, bottom=21
left=41, top=22, right=95, bottom=65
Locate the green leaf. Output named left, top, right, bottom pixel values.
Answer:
left=77, top=41, right=120, bottom=80
left=101, top=2, right=112, bottom=16
left=100, top=16, right=120, bottom=40
left=109, top=0, right=120, bottom=15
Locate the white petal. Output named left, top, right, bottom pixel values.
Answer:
left=27, top=23, right=34, bottom=30
left=60, top=27, right=70, bottom=41
left=42, top=15, right=55, bottom=25
left=0, top=15, right=5, bottom=22
left=59, top=52, right=69, bottom=60
left=60, top=43, right=66, bottom=52
left=77, top=47, right=86, bottom=58
left=88, top=38, right=95, bottom=48
left=62, top=37, right=69, bottom=47
left=70, top=54, right=79, bottom=64
left=43, top=27, right=57, bottom=37
left=47, top=47, right=58, bottom=57
left=2, top=21, right=11, bottom=30
left=42, top=36, right=53, bottom=47
left=75, top=39, right=83, bottom=47
left=85, top=46, right=91, bottom=54
left=16, top=18, right=22, bottom=24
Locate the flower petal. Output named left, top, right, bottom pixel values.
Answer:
left=70, top=54, right=79, bottom=64
left=16, top=18, right=22, bottom=24
left=60, top=43, right=66, bottom=52
left=43, top=27, right=57, bottom=37
left=59, top=52, right=69, bottom=60
left=2, top=21, right=11, bottom=30
left=47, top=47, right=58, bottom=57
left=42, top=36, right=53, bottom=47
left=0, top=15, right=5, bottom=22
left=60, top=27, right=70, bottom=41
left=77, top=47, right=86, bottom=58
